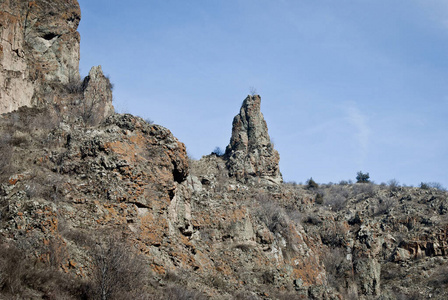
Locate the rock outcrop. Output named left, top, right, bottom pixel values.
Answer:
left=0, top=0, right=81, bottom=114
left=225, top=95, right=282, bottom=184
left=81, top=66, right=114, bottom=125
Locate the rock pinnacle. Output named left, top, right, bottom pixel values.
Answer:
left=225, top=95, right=282, bottom=184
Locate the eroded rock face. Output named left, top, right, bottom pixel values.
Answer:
left=0, top=0, right=81, bottom=114
left=225, top=95, right=282, bottom=184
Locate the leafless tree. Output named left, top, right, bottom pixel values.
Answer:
left=90, top=235, right=147, bottom=300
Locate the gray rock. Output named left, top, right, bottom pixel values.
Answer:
left=225, top=95, right=282, bottom=184
left=81, top=66, right=114, bottom=125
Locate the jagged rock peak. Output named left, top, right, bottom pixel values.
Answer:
left=82, top=65, right=115, bottom=125
left=225, top=94, right=282, bottom=184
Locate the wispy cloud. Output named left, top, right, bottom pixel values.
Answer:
left=345, top=102, right=370, bottom=167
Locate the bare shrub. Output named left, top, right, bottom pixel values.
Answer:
left=61, top=227, right=94, bottom=248
left=420, top=182, right=446, bottom=191
left=321, top=185, right=351, bottom=211
left=315, top=191, right=324, bottom=204
left=24, top=170, right=65, bottom=203
left=331, top=185, right=351, bottom=198
left=65, top=70, right=84, bottom=94
left=388, top=179, right=401, bottom=192
left=254, top=193, right=288, bottom=233
left=214, top=165, right=229, bottom=193
left=429, top=264, right=448, bottom=286
left=164, top=284, right=207, bottom=300
left=323, top=247, right=352, bottom=292
left=234, top=290, right=259, bottom=300
left=353, top=183, right=376, bottom=198
left=323, top=185, right=350, bottom=211
left=0, top=135, right=13, bottom=180
left=325, top=193, right=347, bottom=211
left=90, top=235, right=148, bottom=300
left=38, top=237, right=69, bottom=269
left=254, top=193, right=300, bottom=257
left=339, top=180, right=353, bottom=185
left=320, top=222, right=348, bottom=247
left=0, top=242, right=27, bottom=294
left=302, top=214, right=322, bottom=225
left=0, top=240, right=87, bottom=299
left=374, top=196, right=395, bottom=215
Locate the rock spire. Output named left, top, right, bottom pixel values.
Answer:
left=81, top=66, right=114, bottom=125
left=225, top=95, right=282, bottom=184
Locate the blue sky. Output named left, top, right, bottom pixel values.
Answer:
left=78, top=0, right=448, bottom=187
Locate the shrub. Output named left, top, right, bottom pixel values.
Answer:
left=249, top=86, right=257, bottom=96
left=356, top=171, right=370, bottom=183
left=320, top=223, right=348, bottom=247
left=0, top=242, right=27, bottom=294
left=255, top=195, right=288, bottom=233
left=353, top=182, right=376, bottom=198
left=211, top=146, right=224, bottom=156
left=420, top=182, right=446, bottom=191
left=302, top=214, right=322, bottom=225
left=254, top=194, right=299, bottom=257
left=306, top=177, right=319, bottom=190
left=90, top=235, right=147, bottom=300
left=325, top=193, right=347, bottom=211
left=339, top=180, right=352, bottom=185
left=429, top=264, right=448, bottom=286
left=0, top=240, right=88, bottom=298
left=0, top=135, right=13, bottom=180
left=234, top=290, right=258, bottom=300
left=323, top=185, right=350, bottom=211
left=315, top=192, right=324, bottom=205
left=374, top=196, right=395, bottom=215
left=322, top=247, right=352, bottom=290
left=388, top=179, right=400, bottom=192
left=164, top=285, right=207, bottom=300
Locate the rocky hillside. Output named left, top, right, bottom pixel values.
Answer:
left=1, top=1, right=448, bottom=300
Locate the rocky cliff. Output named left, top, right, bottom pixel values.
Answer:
left=1, top=1, right=448, bottom=300
left=0, top=0, right=80, bottom=113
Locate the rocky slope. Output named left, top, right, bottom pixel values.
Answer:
left=1, top=1, right=448, bottom=300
